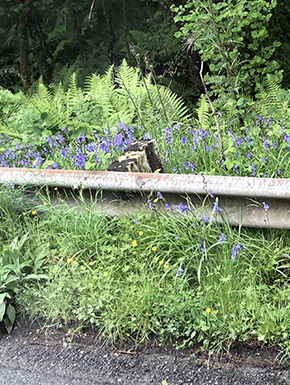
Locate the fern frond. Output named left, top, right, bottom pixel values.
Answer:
left=195, top=94, right=210, bottom=129
left=256, top=74, right=283, bottom=114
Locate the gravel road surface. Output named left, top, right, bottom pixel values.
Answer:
left=0, top=320, right=289, bottom=385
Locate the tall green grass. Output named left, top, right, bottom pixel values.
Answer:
left=1, top=184, right=290, bottom=353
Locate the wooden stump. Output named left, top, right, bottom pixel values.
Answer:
left=107, top=139, right=164, bottom=173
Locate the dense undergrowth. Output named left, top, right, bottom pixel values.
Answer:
left=0, top=184, right=290, bottom=356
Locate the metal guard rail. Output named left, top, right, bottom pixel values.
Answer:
left=0, top=167, right=290, bottom=229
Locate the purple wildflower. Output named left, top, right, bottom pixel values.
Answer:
left=76, top=134, right=86, bottom=144
left=165, top=203, right=170, bottom=209
left=233, top=163, right=238, bottom=174
left=60, top=147, right=66, bottom=159
left=181, top=135, right=188, bottom=146
left=144, top=132, right=151, bottom=140
left=263, top=140, right=269, bottom=151
left=213, top=201, right=222, bottom=213
left=262, top=202, right=269, bottom=211
left=157, top=191, right=163, bottom=200
left=177, top=267, right=183, bottom=277
left=178, top=202, right=189, bottom=213
left=231, top=242, right=245, bottom=261
left=250, top=164, right=256, bottom=176
left=199, top=240, right=205, bottom=253
left=219, top=233, right=226, bottom=245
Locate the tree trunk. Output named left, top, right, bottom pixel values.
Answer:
left=17, top=0, right=33, bottom=92
left=29, top=18, right=53, bottom=86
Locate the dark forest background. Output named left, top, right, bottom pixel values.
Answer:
left=0, top=0, right=290, bottom=106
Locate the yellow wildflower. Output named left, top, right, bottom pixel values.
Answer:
left=153, top=198, right=158, bottom=203
left=103, top=272, right=108, bottom=277
left=31, top=210, right=37, bottom=215
left=46, top=243, right=50, bottom=247
left=22, top=212, right=26, bottom=216
left=67, top=258, right=72, bottom=263
left=205, top=307, right=211, bottom=313
left=159, top=260, right=164, bottom=265
left=54, top=187, right=58, bottom=190
left=164, top=264, right=169, bottom=269
left=72, top=260, right=78, bottom=265
left=132, top=240, right=137, bottom=247
left=152, top=246, right=157, bottom=252
left=43, top=202, right=48, bottom=206
left=138, top=231, right=143, bottom=236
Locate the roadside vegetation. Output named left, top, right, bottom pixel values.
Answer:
left=0, top=184, right=290, bottom=357
left=2, top=0, right=290, bottom=358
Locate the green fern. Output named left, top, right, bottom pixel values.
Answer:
left=5, top=59, right=191, bottom=138
left=195, top=94, right=210, bottom=130
left=255, top=74, right=287, bottom=118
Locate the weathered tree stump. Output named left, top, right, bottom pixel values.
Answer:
left=107, top=139, right=164, bottom=173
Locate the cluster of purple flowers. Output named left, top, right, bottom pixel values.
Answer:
left=0, top=123, right=138, bottom=170
left=162, top=116, right=290, bottom=178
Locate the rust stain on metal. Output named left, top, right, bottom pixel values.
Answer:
left=1, top=167, right=290, bottom=198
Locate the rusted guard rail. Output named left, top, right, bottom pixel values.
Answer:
left=1, top=167, right=290, bottom=229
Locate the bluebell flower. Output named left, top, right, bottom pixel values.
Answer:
left=144, top=132, right=151, bottom=140
left=178, top=202, right=189, bottom=213
left=273, top=142, right=277, bottom=149
left=47, top=136, right=53, bottom=148
left=177, top=267, right=183, bottom=277
left=114, top=133, right=124, bottom=150
left=262, top=202, right=269, bottom=211
left=165, top=203, right=170, bottom=209
left=233, top=163, right=238, bottom=174
left=61, top=127, right=69, bottom=136
left=262, top=157, right=267, bottom=162
left=250, top=163, right=256, bottom=176
left=181, top=135, right=187, bottom=146
left=219, top=233, right=226, bottom=245
left=199, top=240, right=205, bottom=253
left=284, top=133, right=290, bottom=142
left=208, top=190, right=214, bottom=198
left=60, top=147, right=66, bottom=159
left=214, top=201, right=222, bottom=213
left=257, top=115, right=264, bottom=123
left=231, top=242, right=245, bottom=261
left=175, top=235, right=179, bottom=239
left=76, top=134, right=86, bottom=144
left=157, top=191, right=163, bottom=200
left=245, top=137, right=251, bottom=145
left=72, top=154, right=86, bottom=169
left=56, top=133, right=64, bottom=143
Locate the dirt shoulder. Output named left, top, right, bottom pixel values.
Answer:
left=0, top=319, right=289, bottom=385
